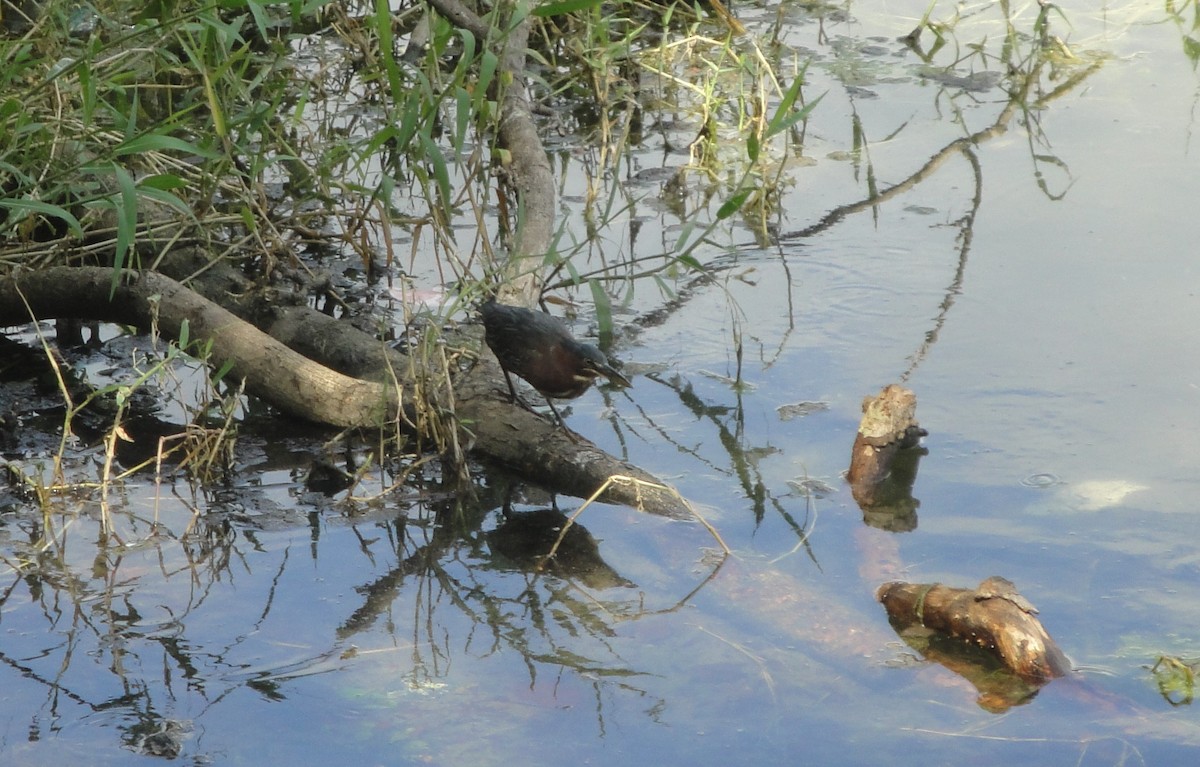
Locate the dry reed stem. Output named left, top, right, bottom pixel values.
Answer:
left=538, top=474, right=730, bottom=570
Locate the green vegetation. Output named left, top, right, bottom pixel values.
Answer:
left=0, top=0, right=1107, bottom=500
left=0, top=0, right=811, bottom=297
left=0, top=0, right=814, bottom=498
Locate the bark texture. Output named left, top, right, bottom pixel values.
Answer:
left=0, top=266, right=394, bottom=427
left=877, top=578, right=1071, bottom=683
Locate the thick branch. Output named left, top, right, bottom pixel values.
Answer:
left=0, top=262, right=689, bottom=516
left=423, top=0, right=552, bottom=304
left=493, top=16, right=553, bottom=270
left=0, top=267, right=397, bottom=427
left=453, top=360, right=691, bottom=517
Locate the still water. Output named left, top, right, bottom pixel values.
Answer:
left=3, top=1, right=1200, bottom=765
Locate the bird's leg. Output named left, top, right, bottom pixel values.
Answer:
left=499, top=367, right=538, bottom=413
left=543, top=397, right=582, bottom=443
left=499, top=365, right=581, bottom=442
left=501, top=367, right=519, bottom=401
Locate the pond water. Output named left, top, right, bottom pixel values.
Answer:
left=3, top=1, right=1200, bottom=765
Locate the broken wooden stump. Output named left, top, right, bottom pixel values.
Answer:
left=877, top=576, right=1071, bottom=684
left=847, top=384, right=927, bottom=530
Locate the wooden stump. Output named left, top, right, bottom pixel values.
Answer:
left=847, top=384, right=927, bottom=529
left=877, top=577, right=1071, bottom=683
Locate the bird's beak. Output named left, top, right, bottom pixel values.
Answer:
left=596, top=363, right=631, bottom=389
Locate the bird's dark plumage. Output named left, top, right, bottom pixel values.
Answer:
left=480, top=301, right=631, bottom=403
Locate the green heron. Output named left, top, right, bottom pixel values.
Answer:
left=480, top=300, right=631, bottom=424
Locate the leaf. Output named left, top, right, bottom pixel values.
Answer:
left=243, top=0, right=271, bottom=39
left=202, top=71, right=226, bottom=138
left=672, top=219, right=698, bottom=254
left=474, top=51, right=498, bottom=123
left=455, top=29, right=477, bottom=72
left=213, top=358, right=236, bottom=384
left=477, top=50, right=498, bottom=94
left=373, top=0, right=404, bottom=102
left=365, top=124, right=398, bottom=156
left=136, top=184, right=195, bottom=217
left=111, top=163, right=140, bottom=298
left=139, top=173, right=188, bottom=191
left=454, top=86, right=471, bottom=151
left=78, top=59, right=96, bottom=124
left=418, top=133, right=452, bottom=212
left=115, top=133, right=222, bottom=159
left=765, top=91, right=824, bottom=140
left=394, top=83, right=424, bottom=150
left=588, top=280, right=614, bottom=344
left=505, top=0, right=533, bottom=28
left=769, top=74, right=804, bottom=131
left=1183, top=35, right=1200, bottom=67
left=0, top=97, right=23, bottom=119
left=0, top=199, right=83, bottom=236
left=533, top=0, right=604, bottom=16
left=716, top=188, right=751, bottom=219
left=652, top=274, right=678, bottom=300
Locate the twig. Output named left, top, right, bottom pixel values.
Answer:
left=538, top=473, right=731, bottom=569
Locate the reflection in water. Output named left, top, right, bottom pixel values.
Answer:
left=854, top=444, right=924, bottom=532
left=486, top=507, right=632, bottom=590
left=0, top=476, right=706, bottom=761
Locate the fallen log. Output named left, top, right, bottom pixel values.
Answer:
left=0, top=264, right=690, bottom=516
left=0, top=266, right=396, bottom=427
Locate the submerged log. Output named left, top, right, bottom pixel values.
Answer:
left=876, top=577, right=1071, bottom=683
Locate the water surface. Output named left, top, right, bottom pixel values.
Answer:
left=3, top=2, right=1200, bottom=764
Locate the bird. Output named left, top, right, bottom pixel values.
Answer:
left=479, top=300, right=630, bottom=427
